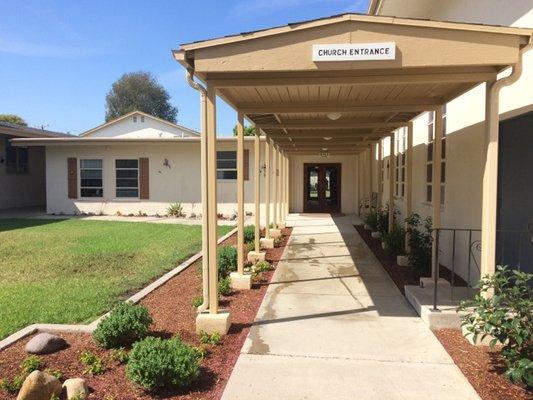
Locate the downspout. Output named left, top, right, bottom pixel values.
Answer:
left=489, top=37, right=532, bottom=96
left=186, top=68, right=210, bottom=312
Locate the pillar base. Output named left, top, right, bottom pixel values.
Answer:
left=196, top=310, right=231, bottom=335
left=230, top=272, right=252, bottom=290
left=269, top=229, right=282, bottom=239
left=260, top=238, right=274, bottom=249
left=247, top=251, right=266, bottom=263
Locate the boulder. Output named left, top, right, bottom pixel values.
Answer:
left=16, top=370, right=62, bottom=400
left=25, top=333, right=67, bottom=354
left=62, top=378, right=89, bottom=400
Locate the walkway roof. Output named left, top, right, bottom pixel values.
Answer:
left=174, top=13, right=532, bottom=155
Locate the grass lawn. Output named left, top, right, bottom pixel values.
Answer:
left=0, top=218, right=233, bottom=340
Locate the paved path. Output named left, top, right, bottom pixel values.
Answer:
left=222, top=214, right=480, bottom=400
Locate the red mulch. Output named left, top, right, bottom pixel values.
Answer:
left=0, top=227, right=292, bottom=400
left=434, top=329, right=531, bottom=400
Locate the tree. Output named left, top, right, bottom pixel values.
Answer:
left=0, top=114, right=27, bottom=126
left=232, top=124, right=256, bottom=136
left=105, top=71, right=177, bottom=123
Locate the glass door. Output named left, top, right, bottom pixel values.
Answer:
left=304, top=164, right=341, bottom=213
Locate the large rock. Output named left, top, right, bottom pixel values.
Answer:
left=62, top=378, right=89, bottom=399
left=16, top=370, right=62, bottom=400
left=25, top=333, right=67, bottom=354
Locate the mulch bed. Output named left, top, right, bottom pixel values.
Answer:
left=0, top=227, right=292, bottom=400
left=434, top=329, right=531, bottom=400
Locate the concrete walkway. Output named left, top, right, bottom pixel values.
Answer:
left=222, top=214, right=480, bottom=400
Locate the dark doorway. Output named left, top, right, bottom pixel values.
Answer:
left=304, top=163, right=341, bottom=213
left=497, top=112, right=533, bottom=273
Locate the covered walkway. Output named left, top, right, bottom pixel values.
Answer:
left=222, top=214, right=479, bottom=400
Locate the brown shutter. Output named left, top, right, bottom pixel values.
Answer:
left=139, top=157, right=149, bottom=199
left=67, top=158, right=77, bottom=199
left=243, top=149, right=249, bottom=180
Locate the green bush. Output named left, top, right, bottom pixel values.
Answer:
left=20, top=355, right=43, bottom=374
left=198, top=331, right=222, bottom=346
left=217, top=246, right=237, bottom=279
left=376, top=206, right=390, bottom=235
left=405, top=213, right=433, bottom=275
left=192, top=295, right=203, bottom=308
left=218, top=276, right=232, bottom=296
left=167, top=202, right=184, bottom=217
left=363, top=209, right=378, bottom=231
left=110, top=347, right=129, bottom=364
left=0, top=374, right=25, bottom=394
left=254, top=260, right=272, bottom=274
left=243, top=225, right=255, bottom=244
left=459, top=266, right=532, bottom=387
left=80, top=351, right=106, bottom=375
left=93, top=302, right=153, bottom=348
left=382, top=224, right=406, bottom=256
left=44, top=368, right=63, bottom=380
left=126, top=336, right=201, bottom=391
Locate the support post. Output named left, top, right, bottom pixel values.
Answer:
left=277, top=147, right=282, bottom=226
left=272, top=144, right=278, bottom=228
left=368, top=145, right=373, bottom=206
left=254, top=131, right=261, bottom=253
left=405, top=122, right=413, bottom=253
left=260, top=137, right=273, bottom=249
left=377, top=140, right=383, bottom=209
left=388, top=133, right=395, bottom=233
left=431, top=106, right=444, bottom=279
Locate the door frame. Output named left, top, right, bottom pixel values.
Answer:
left=303, top=163, right=342, bottom=213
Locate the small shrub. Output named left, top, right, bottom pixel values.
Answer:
left=126, top=336, right=201, bottom=391
left=274, top=237, right=283, bottom=247
left=218, top=276, right=232, bottom=296
left=217, top=246, right=237, bottom=279
left=44, top=368, right=63, bottom=380
left=246, top=242, right=255, bottom=252
left=20, top=355, right=43, bottom=374
left=192, top=295, right=203, bottom=308
left=459, top=266, right=532, bottom=387
left=198, top=331, right=222, bottom=346
left=93, top=302, right=153, bottom=348
left=405, top=213, right=433, bottom=275
left=382, top=224, right=406, bottom=256
left=110, top=347, right=129, bottom=364
left=363, top=209, right=378, bottom=231
left=376, top=206, right=390, bottom=235
left=254, top=260, right=272, bottom=274
left=0, top=374, right=25, bottom=394
left=50, top=395, right=60, bottom=400
left=243, top=225, right=255, bottom=244
left=80, top=351, right=106, bottom=375
left=167, top=202, right=184, bottom=217
left=193, top=345, right=208, bottom=360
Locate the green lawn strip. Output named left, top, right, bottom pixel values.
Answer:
left=0, top=219, right=233, bottom=339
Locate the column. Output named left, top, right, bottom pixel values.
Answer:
left=264, top=138, right=271, bottom=238
left=254, top=130, right=261, bottom=253
left=405, top=122, right=414, bottom=253
left=431, top=106, right=444, bottom=279
left=388, top=133, right=395, bottom=233
left=272, top=144, right=278, bottom=228
left=276, top=147, right=282, bottom=226
left=368, top=145, right=373, bottom=206
left=377, top=140, right=383, bottom=209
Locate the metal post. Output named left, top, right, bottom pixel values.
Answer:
left=431, top=229, right=440, bottom=312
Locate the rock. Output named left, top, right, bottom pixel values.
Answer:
left=16, top=370, right=62, bottom=400
left=25, top=333, right=67, bottom=354
left=62, top=378, right=89, bottom=400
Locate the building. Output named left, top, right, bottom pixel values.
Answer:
left=0, top=122, right=72, bottom=210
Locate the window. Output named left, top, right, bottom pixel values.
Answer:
left=426, top=107, right=446, bottom=204
left=133, top=116, right=137, bottom=123
left=140, top=116, right=145, bottom=123
left=395, top=128, right=406, bottom=197
left=217, top=151, right=237, bottom=179
left=4, top=137, right=28, bottom=174
left=80, top=159, right=103, bottom=197
left=116, top=159, right=139, bottom=198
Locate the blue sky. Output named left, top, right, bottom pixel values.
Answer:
left=0, top=0, right=369, bottom=136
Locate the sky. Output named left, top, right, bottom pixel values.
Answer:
left=0, top=0, right=369, bottom=136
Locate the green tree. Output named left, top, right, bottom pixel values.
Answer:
left=105, top=71, right=177, bottom=123
left=232, top=124, right=256, bottom=136
left=0, top=114, right=27, bottom=126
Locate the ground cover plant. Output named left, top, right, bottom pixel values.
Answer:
left=0, top=218, right=232, bottom=339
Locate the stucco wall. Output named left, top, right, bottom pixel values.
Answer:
left=0, top=135, right=46, bottom=209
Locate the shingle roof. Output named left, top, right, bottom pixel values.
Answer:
left=0, top=121, right=74, bottom=138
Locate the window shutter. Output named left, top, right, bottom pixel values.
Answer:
left=67, top=158, right=77, bottom=199
left=244, top=149, right=249, bottom=180
left=139, top=158, right=149, bottom=199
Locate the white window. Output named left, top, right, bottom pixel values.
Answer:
left=426, top=107, right=446, bottom=204
left=217, top=151, right=237, bottom=179
left=80, top=159, right=103, bottom=198
left=115, top=159, right=139, bottom=198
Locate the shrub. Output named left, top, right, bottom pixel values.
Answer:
left=192, top=295, right=203, bottom=308
left=405, top=213, right=433, bottom=275
left=459, top=266, right=532, bottom=387
left=217, top=246, right=237, bottom=279
left=167, top=202, right=184, bottom=217
left=110, top=347, right=129, bottom=364
left=20, top=355, right=43, bottom=374
left=80, top=351, right=106, bottom=375
left=376, top=206, right=389, bottom=235
left=363, top=209, right=378, bottom=231
left=198, top=331, right=222, bottom=346
left=0, top=374, right=25, bottom=394
left=44, top=368, right=63, bottom=380
left=246, top=242, right=255, bottom=252
left=93, top=302, right=153, bottom=348
left=126, top=336, right=201, bottom=391
left=254, top=260, right=272, bottom=274
left=243, top=225, right=255, bottom=244
left=382, top=224, right=406, bottom=256
left=218, top=276, right=232, bottom=296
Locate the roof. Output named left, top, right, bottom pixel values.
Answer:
left=0, top=121, right=74, bottom=138
left=80, top=110, right=200, bottom=137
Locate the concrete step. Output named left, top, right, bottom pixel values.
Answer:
left=419, top=277, right=451, bottom=288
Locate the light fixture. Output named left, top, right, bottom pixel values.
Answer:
left=323, top=136, right=332, bottom=141
left=327, top=112, right=342, bottom=121
left=322, top=147, right=328, bottom=151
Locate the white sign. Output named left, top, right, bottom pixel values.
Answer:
left=313, top=42, right=396, bottom=62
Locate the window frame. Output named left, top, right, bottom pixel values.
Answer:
left=80, top=159, right=103, bottom=198
left=395, top=128, right=406, bottom=198
left=216, top=151, right=237, bottom=180
left=115, top=159, right=139, bottom=198
left=426, top=108, right=446, bottom=204
left=4, top=137, right=29, bottom=174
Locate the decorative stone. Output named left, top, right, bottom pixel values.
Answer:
left=397, top=255, right=410, bottom=267
left=381, top=242, right=388, bottom=250
left=62, top=378, right=89, bottom=400
left=25, top=333, right=67, bottom=354
left=247, top=251, right=266, bottom=263
left=371, top=231, right=380, bottom=239
left=16, top=370, right=62, bottom=400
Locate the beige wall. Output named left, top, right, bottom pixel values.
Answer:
left=0, top=135, right=46, bottom=209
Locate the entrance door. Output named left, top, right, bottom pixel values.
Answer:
left=304, top=163, right=341, bottom=213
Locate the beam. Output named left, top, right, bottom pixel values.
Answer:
left=267, top=131, right=384, bottom=139
left=210, top=72, right=497, bottom=88
left=239, top=99, right=441, bottom=114
left=257, top=121, right=407, bottom=130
